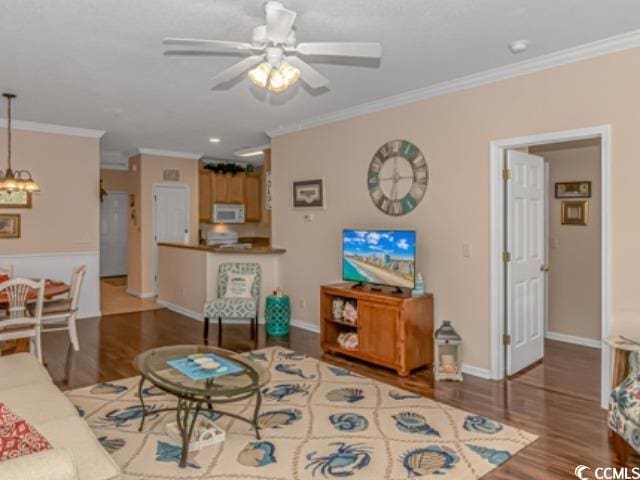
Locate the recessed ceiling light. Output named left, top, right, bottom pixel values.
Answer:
left=508, top=39, right=529, bottom=54
left=209, top=137, right=221, bottom=143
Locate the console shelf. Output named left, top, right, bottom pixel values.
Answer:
left=320, top=283, right=434, bottom=376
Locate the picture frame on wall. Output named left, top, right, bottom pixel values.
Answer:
left=293, top=179, right=325, bottom=208
left=555, top=181, right=591, bottom=198
left=561, top=200, right=589, bottom=226
left=0, top=214, right=21, bottom=238
left=0, top=191, right=31, bottom=208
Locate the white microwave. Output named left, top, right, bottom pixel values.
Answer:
left=212, top=203, right=245, bottom=223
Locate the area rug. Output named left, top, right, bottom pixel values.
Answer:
left=65, top=347, right=536, bottom=479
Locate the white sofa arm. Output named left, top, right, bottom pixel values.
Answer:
left=0, top=449, right=78, bottom=480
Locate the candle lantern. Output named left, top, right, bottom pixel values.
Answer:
left=434, top=321, right=463, bottom=381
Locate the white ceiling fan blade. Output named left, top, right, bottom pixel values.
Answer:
left=294, top=42, right=382, bottom=58
left=163, top=37, right=257, bottom=51
left=286, top=57, right=329, bottom=89
left=265, top=2, right=297, bottom=43
left=211, top=55, right=264, bottom=88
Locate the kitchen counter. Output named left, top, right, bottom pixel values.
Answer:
left=158, top=242, right=286, bottom=255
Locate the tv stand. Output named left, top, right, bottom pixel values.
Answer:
left=350, top=283, right=405, bottom=295
left=321, top=283, right=433, bottom=376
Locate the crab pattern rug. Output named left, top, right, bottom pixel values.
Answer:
left=65, top=346, right=536, bottom=479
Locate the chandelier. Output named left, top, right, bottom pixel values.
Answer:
left=0, top=94, right=40, bottom=193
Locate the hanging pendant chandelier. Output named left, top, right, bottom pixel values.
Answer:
left=0, top=93, right=40, bottom=193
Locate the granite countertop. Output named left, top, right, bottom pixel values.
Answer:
left=158, top=242, right=286, bottom=255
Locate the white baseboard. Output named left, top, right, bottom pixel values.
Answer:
left=0, top=250, right=100, bottom=320
left=157, top=299, right=267, bottom=324
left=461, top=364, right=493, bottom=380
left=290, top=319, right=321, bottom=333
left=545, top=331, right=602, bottom=349
left=126, top=289, right=156, bottom=299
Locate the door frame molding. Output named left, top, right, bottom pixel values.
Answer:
left=489, top=125, right=612, bottom=408
left=152, top=183, right=190, bottom=296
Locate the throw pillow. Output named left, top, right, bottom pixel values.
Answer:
left=224, top=273, right=256, bottom=299
left=0, top=402, right=51, bottom=461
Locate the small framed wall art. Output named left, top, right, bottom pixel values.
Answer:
left=555, top=181, right=591, bottom=198
left=293, top=179, right=325, bottom=208
left=0, top=191, right=31, bottom=208
left=561, top=200, right=589, bottom=226
left=0, top=214, right=21, bottom=238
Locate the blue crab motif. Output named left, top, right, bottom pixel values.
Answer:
left=90, top=383, right=127, bottom=395
left=156, top=441, right=200, bottom=469
left=327, top=366, right=363, bottom=378
left=275, top=363, right=316, bottom=379
left=246, top=352, right=268, bottom=362
left=98, top=436, right=125, bottom=454
left=277, top=351, right=307, bottom=361
left=400, top=445, right=459, bottom=476
left=329, top=413, right=369, bottom=432
left=306, top=442, right=371, bottom=478
left=463, top=415, right=504, bottom=434
left=140, top=385, right=164, bottom=398
left=237, top=441, right=277, bottom=467
left=392, top=412, right=440, bottom=436
left=99, top=404, right=161, bottom=427
left=326, top=388, right=364, bottom=403
left=262, top=383, right=310, bottom=402
left=74, top=405, right=85, bottom=418
left=257, top=408, right=302, bottom=429
left=388, top=389, right=420, bottom=400
left=465, top=444, right=511, bottom=466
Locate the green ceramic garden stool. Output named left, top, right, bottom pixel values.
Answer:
left=266, top=295, right=291, bottom=336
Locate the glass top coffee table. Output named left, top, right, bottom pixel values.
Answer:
left=133, top=345, right=270, bottom=468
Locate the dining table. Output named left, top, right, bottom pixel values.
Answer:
left=0, top=278, right=70, bottom=355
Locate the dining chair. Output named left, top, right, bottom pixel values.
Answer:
left=0, top=278, right=45, bottom=362
left=0, top=265, right=13, bottom=278
left=30, top=265, right=86, bottom=351
left=203, top=262, right=261, bottom=347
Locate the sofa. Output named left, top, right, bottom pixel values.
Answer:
left=0, top=353, right=120, bottom=480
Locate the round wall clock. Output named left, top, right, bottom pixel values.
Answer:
left=367, top=139, right=429, bottom=216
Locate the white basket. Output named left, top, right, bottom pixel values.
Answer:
left=165, top=414, right=226, bottom=452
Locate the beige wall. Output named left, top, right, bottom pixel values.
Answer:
left=0, top=129, right=100, bottom=254
left=100, top=169, right=131, bottom=193
left=272, top=48, right=640, bottom=369
left=531, top=140, right=601, bottom=341
left=127, top=153, right=199, bottom=295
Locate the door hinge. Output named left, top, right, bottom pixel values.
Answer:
left=503, top=168, right=511, bottom=181
left=503, top=251, right=511, bottom=263
left=503, top=334, right=511, bottom=346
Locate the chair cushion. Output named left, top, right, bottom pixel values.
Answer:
left=0, top=353, right=51, bottom=390
left=0, top=402, right=51, bottom=462
left=223, top=273, right=256, bottom=299
left=204, top=297, right=257, bottom=319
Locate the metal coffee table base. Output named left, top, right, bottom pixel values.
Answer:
left=136, top=376, right=263, bottom=468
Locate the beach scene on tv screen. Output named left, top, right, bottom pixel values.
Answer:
left=343, top=230, right=415, bottom=288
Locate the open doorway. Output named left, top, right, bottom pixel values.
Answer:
left=490, top=126, right=612, bottom=408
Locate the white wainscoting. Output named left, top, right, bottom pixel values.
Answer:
left=0, top=251, right=101, bottom=319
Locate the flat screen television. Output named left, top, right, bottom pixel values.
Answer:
left=342, top=229, right=416, bottom=289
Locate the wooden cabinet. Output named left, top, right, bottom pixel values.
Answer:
left=244, top=173, right=262, bottom=222
left=211, top=173, right=229, bottom=204
left=228, top=173, right=245, bottom=204
left=198, top=170, right=212, bottom=221
left=321, top=283, right=433, bottom=376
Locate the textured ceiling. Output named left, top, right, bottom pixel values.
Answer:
left=1, top=0, right=639, bottom=161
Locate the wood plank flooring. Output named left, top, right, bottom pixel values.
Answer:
left=41, top=309, right=639, bottom=478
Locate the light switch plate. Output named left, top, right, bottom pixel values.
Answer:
left=462, top=243, right=472, bottom=258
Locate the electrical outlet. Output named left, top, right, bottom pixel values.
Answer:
left=180, top=287, right=186, bottom=297
left=462, top=242, right=473, bottom=258
left=299, top=299, right=306, bottom=309
left=303, top=213, right=314, bottom=222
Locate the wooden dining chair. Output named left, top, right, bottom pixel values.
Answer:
left=30, top=265, right=86, bottom=351
left=0, top=278, right=45, bottom=362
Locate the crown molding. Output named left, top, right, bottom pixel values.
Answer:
left=137, top=148, right=202, bottom=160
left=266, top=29, right=640, bottom=138
left=0, top=118, right=105, bottom=138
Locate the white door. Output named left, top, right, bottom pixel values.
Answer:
left=100, top=192, right=128, bottom=277
left=153, top=185, right=189, bottom=294
left=505, top=150, right=545, bottom=375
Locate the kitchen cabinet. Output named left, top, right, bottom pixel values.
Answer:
left=228, top=173, right=245, bottom=204
left=199, top=170, right=262, bottom=222
left=211, top=172, right=229, bottom=204
left=198, top=170, right=211, bottom=222
left=244, top=174, right=261, bottom=222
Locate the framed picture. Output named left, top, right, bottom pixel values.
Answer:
left=293, top=179, right=325, bottom=208
left=555, top=181, right=591, bottom=198
left=0, top=214, right=20, bottom=238
left=0, top=191, right=31, bottom=208
left=561, top=200, right=589, bottom=226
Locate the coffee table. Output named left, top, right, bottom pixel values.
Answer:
left=133, top=345, right=270, bottom=468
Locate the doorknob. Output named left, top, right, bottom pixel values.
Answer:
left=540, top=264, right=550, bottom=272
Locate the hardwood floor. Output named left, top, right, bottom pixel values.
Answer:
left=41, top=309, right=638, bottom=478
left=99, top=276, right=162, bottom=316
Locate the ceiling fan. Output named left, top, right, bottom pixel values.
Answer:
left=163, top=1, right=382, bottom=92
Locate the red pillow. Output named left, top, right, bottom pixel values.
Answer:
left=0, top=402, right=51, bottom=461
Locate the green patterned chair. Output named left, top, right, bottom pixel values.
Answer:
left=203, top=262, right=261, bottom=346
left=608, top=350, right=640, bottom=462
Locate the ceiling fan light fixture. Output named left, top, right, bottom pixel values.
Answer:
left=278, top=62, right=300, bottom=88
left=248, top=62, right=272, bottom=88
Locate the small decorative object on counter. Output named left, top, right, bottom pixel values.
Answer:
left=342, top=300, right=358, bottom=325
left=337, top=331, right=358, bottom=351
left=266, top=293, right=290, bottom=336
left=332, top=297, right=345, bottom=320
left=412, top=273, right=425, bottom=297
left=434, top=321, right=463, bottom=382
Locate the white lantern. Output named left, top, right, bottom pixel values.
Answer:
left=434, top=321, right=463, bottom=381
